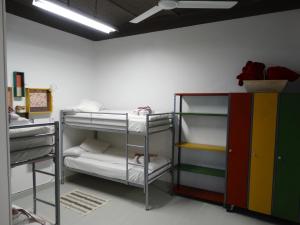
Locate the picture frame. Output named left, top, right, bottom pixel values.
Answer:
left=13, top=71, right=25, bottom=97
left=26, top=88, right=53, bottom=114
left=7, top=87, right=13, bottom=109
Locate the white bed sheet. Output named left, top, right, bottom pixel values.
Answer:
left=12, top=204, right=52, bottom=225
left=64, top=146, right=171, bottom=185
left=64, top=110, right=171, bottom=133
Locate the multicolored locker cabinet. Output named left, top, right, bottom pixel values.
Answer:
left=272, top=93, right=300, bottom=223
left=173, top=92, right=300, bottom=223
left=249, top=93, right=278, bottom=215
left=226, top=93, right=252, bottom=209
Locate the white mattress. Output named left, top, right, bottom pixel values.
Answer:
left=11, top=147, right=54, bottom=165
left=9, top=125, right=54, bottom=138
left=64, top=146, right=171, bottom=185
left=9, top=125, right=55, bottom=164
left=63, top=110, right=172, bottom=133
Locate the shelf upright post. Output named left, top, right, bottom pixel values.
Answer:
left=171, top=94, right=176, bottom=191
left=177, top=95, right=183, bottom=187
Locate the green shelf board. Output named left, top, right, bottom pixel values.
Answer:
left=176, top=112, right=228, bottom=117
left=177, top=164, right=226, bottom=178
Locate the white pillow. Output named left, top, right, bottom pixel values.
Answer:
left=80, top=138, right=110, bottom=153
left=74, top=100, right=103, bottom=112
left=10, top=112, right=20, bottom=120
left=10, top=117, right=31, bottom=126
left=64, top=147, right=84, bottom=157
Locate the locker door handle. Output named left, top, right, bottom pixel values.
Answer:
left=229, top=149, right=233, bottom=153
left=252, top=151, right=257, bottom=158
left=277, top=156, right=283, bottom=160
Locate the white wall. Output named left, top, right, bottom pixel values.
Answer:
left=93, top=9, right=300, bottom=111
left=6, top=9, right=300, bottom=193
left=0, top=1, right=11, bottom=224
left=6, top=14, right=96, bottom=193
left=93, top=9, right=300, bottom=190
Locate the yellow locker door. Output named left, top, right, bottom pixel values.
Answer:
left=249, top=93, right=278, bottom=215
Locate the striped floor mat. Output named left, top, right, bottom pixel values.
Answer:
left=60, top=190, right=108, bottom=215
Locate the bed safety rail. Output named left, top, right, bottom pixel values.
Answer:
left=10, top=122, right=60, bottom=225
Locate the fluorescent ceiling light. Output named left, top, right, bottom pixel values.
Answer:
left=32, top=0, right=116, bottom=34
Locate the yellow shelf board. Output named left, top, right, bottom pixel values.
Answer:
left=29, top=111, right=52, bottom=115
left=176, top=142, right=226, bottom=152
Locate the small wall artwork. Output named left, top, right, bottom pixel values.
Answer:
left=13, top=72, right=25, bottom=97
left=26, top=88, right=53, bottom=114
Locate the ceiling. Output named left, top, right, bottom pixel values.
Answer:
left=6, top=0, right=300, bottom=41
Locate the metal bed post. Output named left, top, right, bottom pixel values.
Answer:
left=125, top=113, right=129, bottom=184
left=32, top=162, right=37, bottom=214
left=60, top=111, right=65, bottom=185
left=144, top=114, right=150, bottom=210
left=54, top=121, right=61, bottom=225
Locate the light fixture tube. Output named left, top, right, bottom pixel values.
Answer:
left=32, top=0, right=116, bottom=34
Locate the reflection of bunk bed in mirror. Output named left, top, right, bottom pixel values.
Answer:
left=60, top=110, right=174, bottom=210
left=10, top=122, right=60, bottom=225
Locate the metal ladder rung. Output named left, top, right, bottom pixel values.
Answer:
left=35, top=198, right=56, bottom=207
left=35, top=170, right=55, bottom=177
left=128, top=162, right=144, bottom=167
left=127, top=144, right=144, bottom=149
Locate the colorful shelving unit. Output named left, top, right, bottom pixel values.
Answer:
left=173, top=93, right=229, bottom=204
left=172, top=92, right=300, bottom=223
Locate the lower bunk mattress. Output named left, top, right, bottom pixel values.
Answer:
left=10, top=125, right=55, bottom=165
left=64, top=147, right=171, bottom=185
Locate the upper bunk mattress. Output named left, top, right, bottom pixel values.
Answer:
left=63, top=110, right=172, bottom=133
left=9, top=125, right=55, bottom=164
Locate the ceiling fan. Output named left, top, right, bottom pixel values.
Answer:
left=130, top=0, right=238, bottom=24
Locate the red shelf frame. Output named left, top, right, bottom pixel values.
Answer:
left=174, top=185, right=224, bottom=204
left=175, top=93, right=229, bottom=96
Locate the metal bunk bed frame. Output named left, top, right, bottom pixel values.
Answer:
left=10, top=122, right=60, bottom=225
left=60, top=110, right=175, bottom=210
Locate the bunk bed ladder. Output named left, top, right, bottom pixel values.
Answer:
left=32, top=122, right=60, bottom=225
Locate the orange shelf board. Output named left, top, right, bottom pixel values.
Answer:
left=176, top=142, right=226, bottom=152
left=174, top=185, right=224, bottom=204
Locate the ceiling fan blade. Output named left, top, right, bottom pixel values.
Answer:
left=130, top=6, right=162, bottom=23
left=177, top=1, right=238, bottom=9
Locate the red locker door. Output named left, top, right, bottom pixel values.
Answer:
left=226, top=93, right=252, bottom=209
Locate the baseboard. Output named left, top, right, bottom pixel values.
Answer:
left=11, top=181, right=54, bottom=201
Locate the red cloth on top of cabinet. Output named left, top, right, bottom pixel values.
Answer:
left=266, top=66, right=300, bottom=81
left=237, top=61, right=265, bottom=86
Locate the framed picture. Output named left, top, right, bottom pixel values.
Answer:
left=7, top=87, right=13, bottom=109
left=26, top=88, right=53, bottom=114
left=13, top=72, right=25, bottom=97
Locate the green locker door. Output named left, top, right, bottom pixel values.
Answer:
left=272, top=93, right=300, bottom=223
